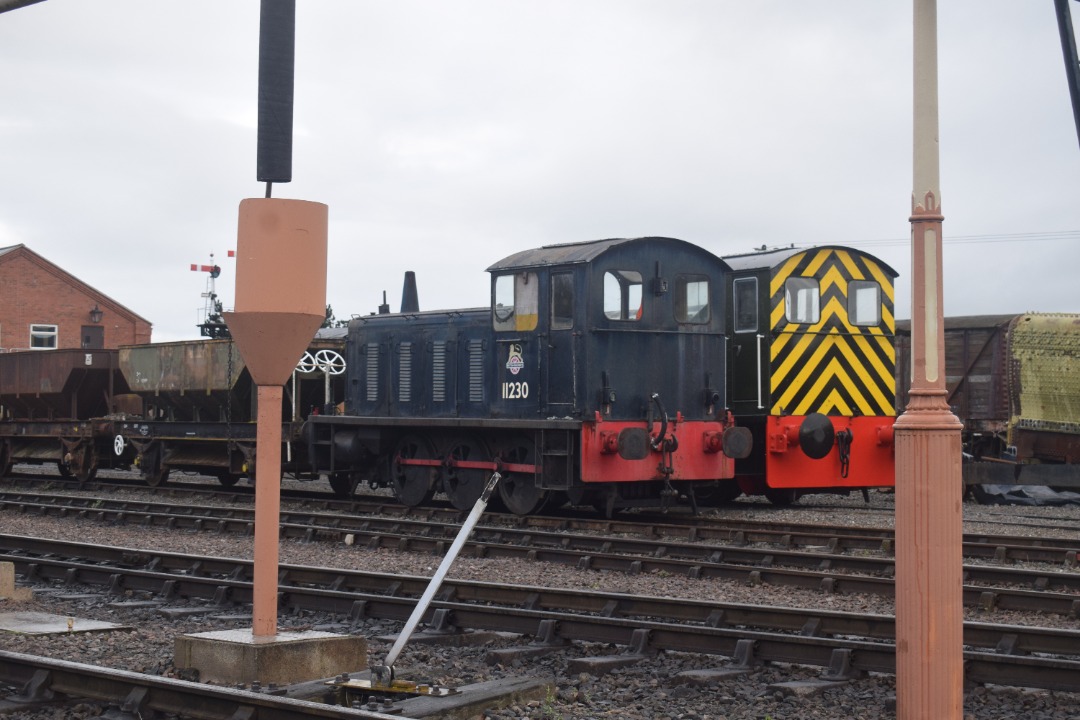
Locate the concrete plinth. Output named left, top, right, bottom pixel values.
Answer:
left=175, top=629, right=366, bottom=686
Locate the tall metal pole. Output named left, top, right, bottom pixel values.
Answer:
left=894, top=1, right=964, bottom=717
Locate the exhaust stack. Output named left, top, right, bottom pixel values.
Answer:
left=400, top=271, right=420, bottom=313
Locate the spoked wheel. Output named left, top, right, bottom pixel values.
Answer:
left=495, top=437, right=548, bottom=516
left=390, top=434, right=438, bottom=507
left=442, top=436, right=491, bottom=511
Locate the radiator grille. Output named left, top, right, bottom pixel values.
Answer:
left=468, top=339, right=484, bottom=402
left=365, top=343, right=379, bottom=403
left=432, top=341, right=446, bottom=402
left=398, top=342, right=412, bottom=402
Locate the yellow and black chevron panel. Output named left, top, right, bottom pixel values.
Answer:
left=768, top=247, right=896, bottom=417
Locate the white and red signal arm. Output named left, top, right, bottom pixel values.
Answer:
left=190, top=251, right=235, bottom=278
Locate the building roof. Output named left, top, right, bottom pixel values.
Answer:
left=0, top=244, right=152, bottom=326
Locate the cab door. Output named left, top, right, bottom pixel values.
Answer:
left=544, top=271, right=579, bottom=415
left=729, top=276, right=766, bottom=410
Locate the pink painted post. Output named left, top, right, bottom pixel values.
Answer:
left=252, top=384, right=283, bottom=637
left=224, top=198, right=327, bottom=639
left=894, top=1, right=964, bottom=717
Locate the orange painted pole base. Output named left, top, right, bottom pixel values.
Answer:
left=252, top=384, right=284, bottom=637
left=894, top=390, right=964, bottom=718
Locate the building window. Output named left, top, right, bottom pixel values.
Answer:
left=784, top=278, right=820, bottom=324
left=848, top=280, right=882, bottom=326
left=733, top=278, right=758, bottom=333
left=30, top=324, right=58, bottom=349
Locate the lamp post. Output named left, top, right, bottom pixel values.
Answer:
left=894, top=1, right=964, bottom=716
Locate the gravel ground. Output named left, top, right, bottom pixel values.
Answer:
left=0, top=475, right=1078, bottom=719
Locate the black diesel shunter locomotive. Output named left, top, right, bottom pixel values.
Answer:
left=305, top=237, right=752, bottom=515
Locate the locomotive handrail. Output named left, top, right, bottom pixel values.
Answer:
left=756, top=333, right=765, bottom=410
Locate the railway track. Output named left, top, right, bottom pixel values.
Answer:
left=3, top=533, right=1080, bottom=693
left=0, top=650, right=402, bottom=720
left=8, top=470, right=1079, bottom=556
left=0, top=489, right=1077, bottom=618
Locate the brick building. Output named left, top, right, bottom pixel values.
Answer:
left=0, top=245, right=151, bottom=351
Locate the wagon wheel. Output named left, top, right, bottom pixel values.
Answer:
left=215, top=472, right=240, bottom=488
left=60, top=442, right=97, bottom=484
left=442, top=436, right=491, bottom=511
left=495, top=436, right=549, bottom=516
left=137, top=443, right=169, bottom=487
left=0, top=442, right=12, bottom=479
left=390, top=434, right=438, bottom=507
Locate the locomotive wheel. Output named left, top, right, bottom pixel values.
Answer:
left=329, top=472, right=361, bottom=497
left=764, top=487, right=800, bottom=506
left=442, top=436, right=490, bottom=512
left=390, top=434, right=438, bottom=507
left=694, top=480, right=742, bottom=506
left=495, top=437, right=548, bottom=516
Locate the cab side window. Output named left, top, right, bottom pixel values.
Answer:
left=603, top=270, right=643, bottom=321
left=733, top=277, right=758, bottom=332
left=675, top=275, right=710, bottom=324
left=784, top=277, right=820, bottom=324
left=493, top=272, right=539, bottom=332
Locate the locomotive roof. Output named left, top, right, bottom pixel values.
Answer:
left=722, top=244, right=898, bottom=277
left=486, top=236, right=725, bottom=272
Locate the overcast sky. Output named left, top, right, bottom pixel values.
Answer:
left=1, top=1, right=1077, bottom=342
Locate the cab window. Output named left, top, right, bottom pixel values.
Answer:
left=733, top=277, right=758, bottom=332
left=493, top=272, right=539, bottom=332
left=603, top=270, right=643, bottom=321
left=848, top=280, right=881, bottom=326
left=551, top=273, right=574, bottom=330
left=784, top=278, right=819, bottom=324
left=675, top=275, right=709, bottom=324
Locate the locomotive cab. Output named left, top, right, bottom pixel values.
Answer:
left=722, top=245, right=898, bottom=503
left=488, top=237, right=749, bottom=512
